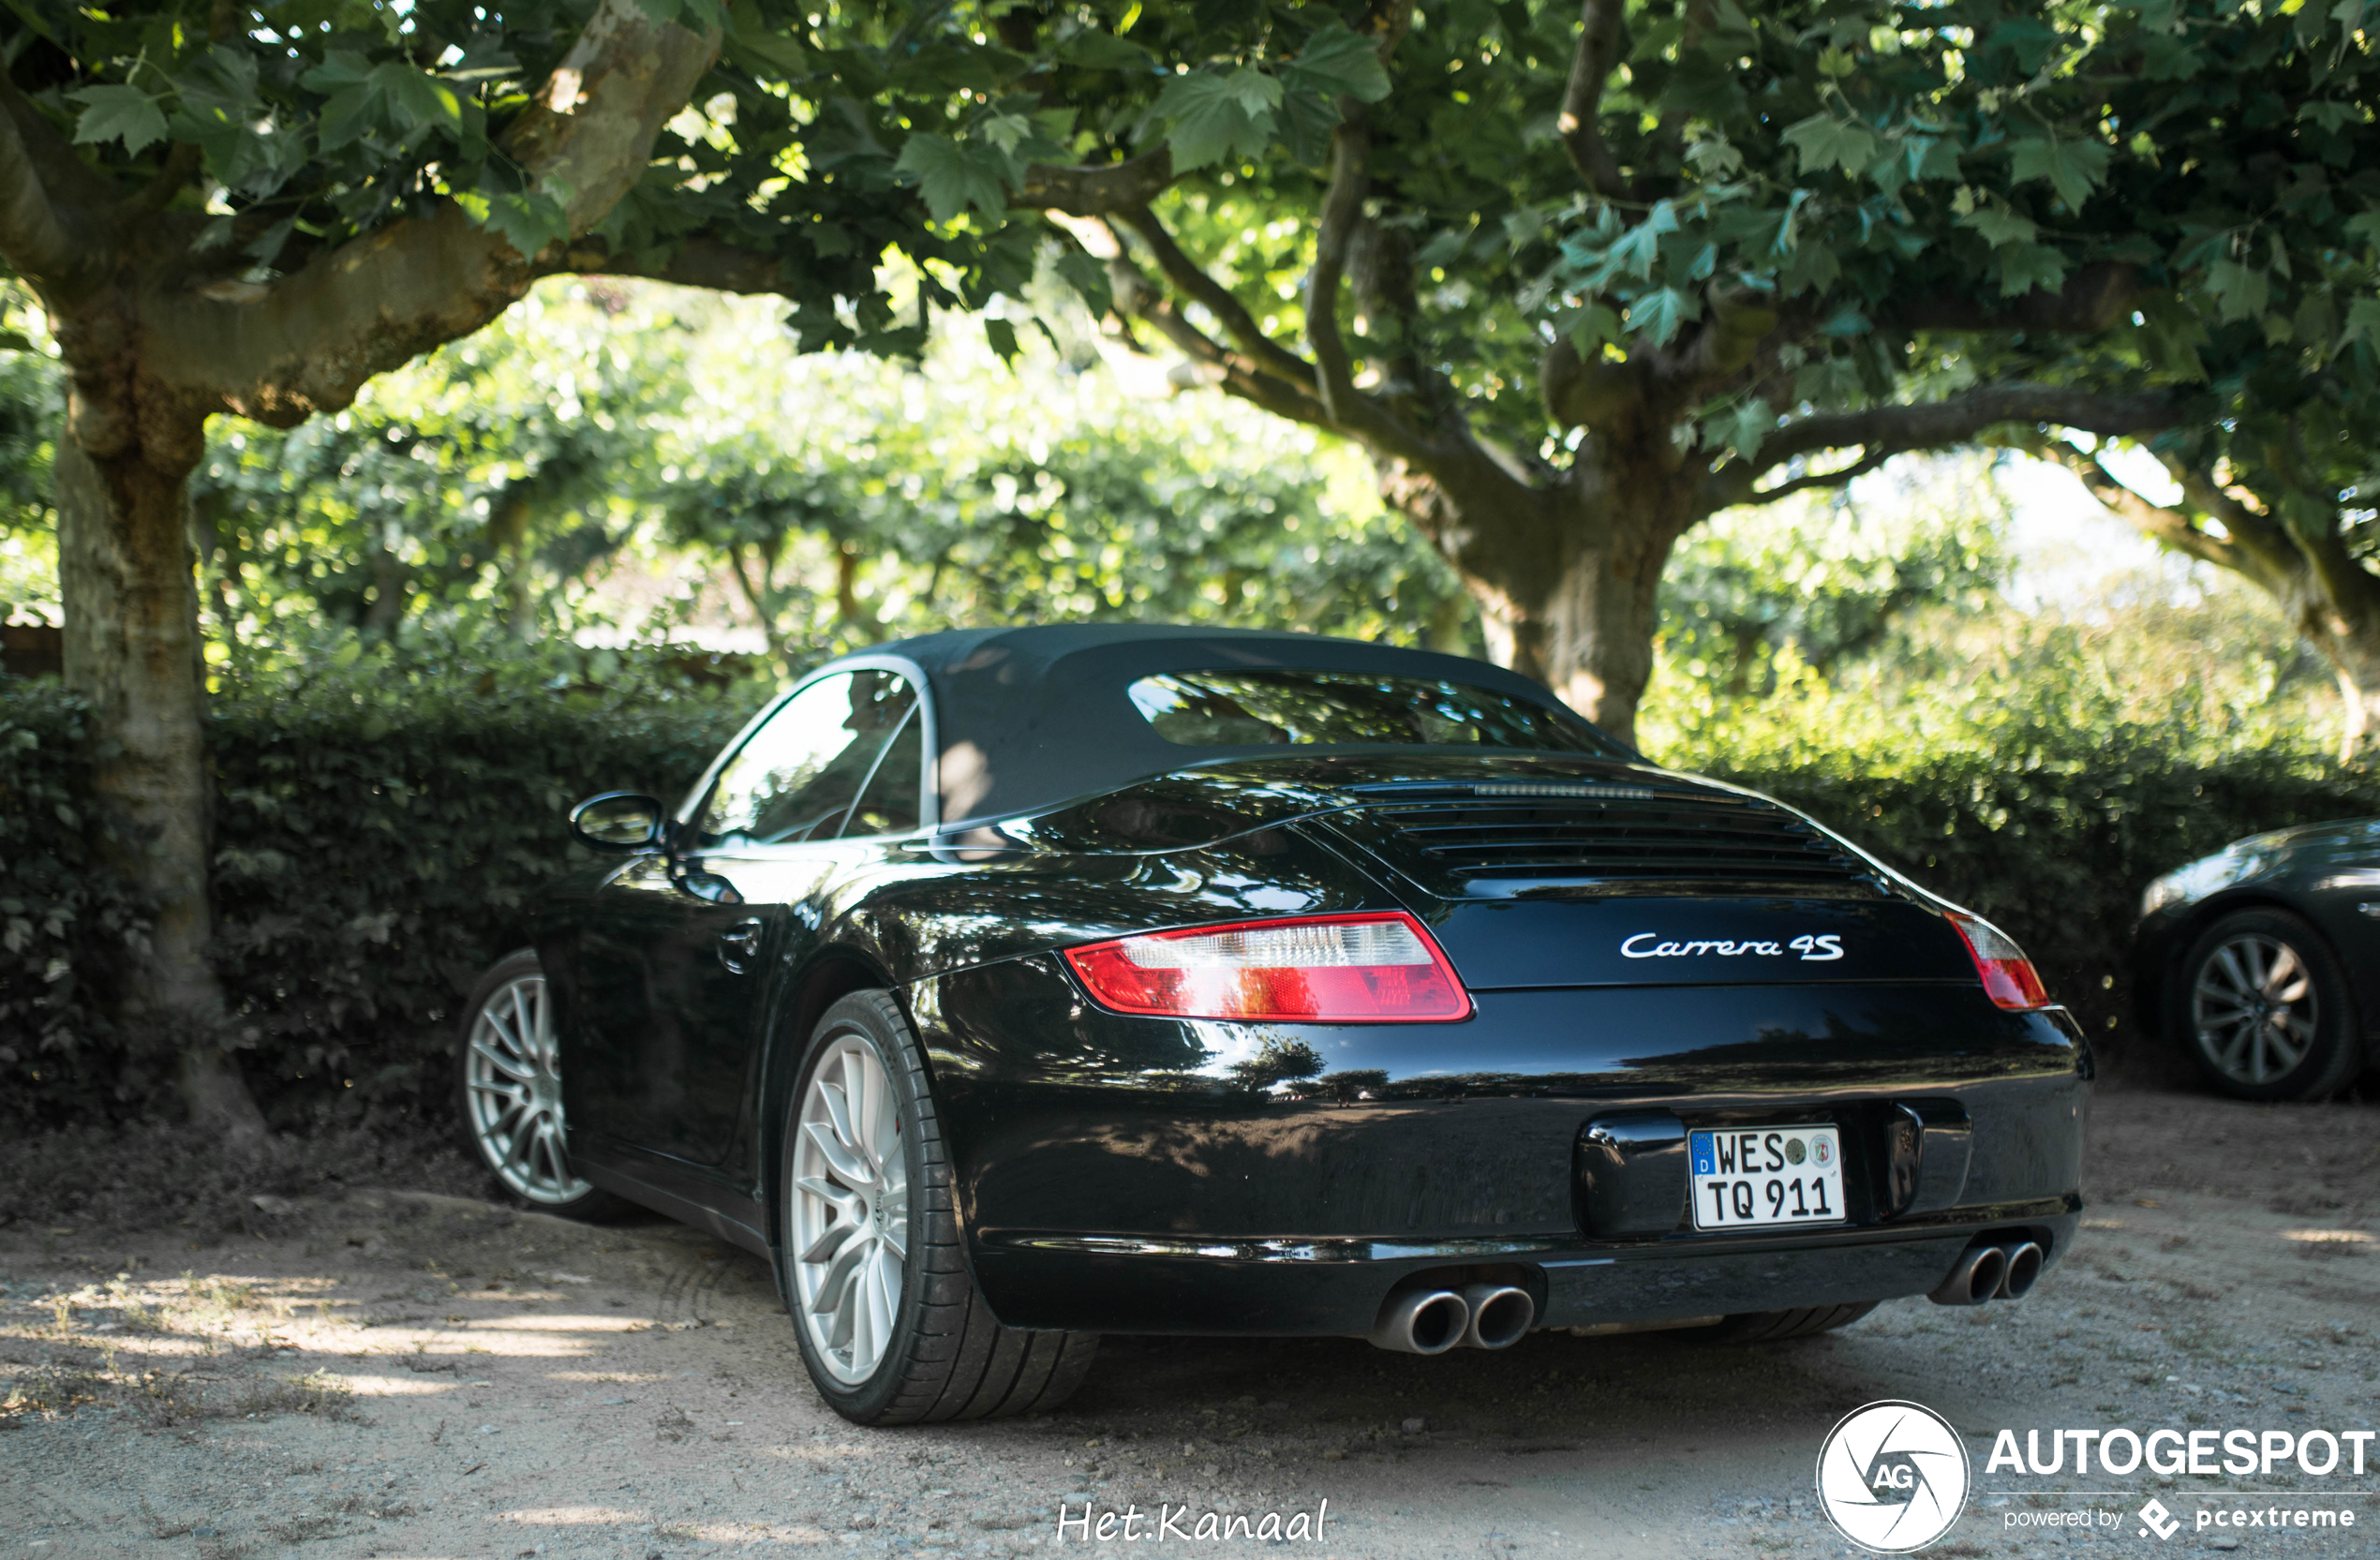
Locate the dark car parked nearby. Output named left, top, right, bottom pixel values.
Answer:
left=2132, top=818, right=2380, bottom=1101
left=454, top=626, right=2090, bottom=1424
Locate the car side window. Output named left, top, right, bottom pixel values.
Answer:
left=698, top=671, right=916, bottom=847
left=839, top=704, right=923, bottom=839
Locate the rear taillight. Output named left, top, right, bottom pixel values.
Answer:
left=1063, top=912, right=1471, bottom=1023
left=1948, top=912, right=2050, bottom=1010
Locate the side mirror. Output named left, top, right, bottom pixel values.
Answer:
left=570, top=792, right=665, bottom=852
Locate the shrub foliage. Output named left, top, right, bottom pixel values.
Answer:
left=3, top=663, right=743, bottom=1126
left=6, top=667, right=2375, bottom=1126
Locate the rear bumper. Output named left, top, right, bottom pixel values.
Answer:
left=909, top=958, right=2090, bottom=1334
left=970, top=1208, right=2078, bottom=1335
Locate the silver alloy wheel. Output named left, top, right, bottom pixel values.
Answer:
left=2192, top=932, right=2317, bottom=1085
left=789, top=1033, right=909, bottom=1385
left=463, top=973, right=593, bottom=1205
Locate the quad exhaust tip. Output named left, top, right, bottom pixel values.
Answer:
left=1999, top=1240, right=2044, bottom=1300
left=1369, top=1285, right=1540, bottom=1353
left=1928, top=1239, right=2046, bottom=1306
left=1460, top=1284, right=1535, bottom=1350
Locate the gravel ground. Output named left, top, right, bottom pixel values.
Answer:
left=2, top=1082, right=2374, bottom=1560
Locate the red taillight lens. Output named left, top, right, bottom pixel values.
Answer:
left=1063, top=912, right=1472, bottom=1023
left=1948, top=912, right=2050, bottom=1010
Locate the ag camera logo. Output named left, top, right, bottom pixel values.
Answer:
left=1816, top=1400, right=1972, bottom=1553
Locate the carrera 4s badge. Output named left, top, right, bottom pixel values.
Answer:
left=1622, top=932, right=1846, bottom=961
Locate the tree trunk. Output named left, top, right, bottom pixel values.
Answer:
left=1398, top=441, right=1697, bottom=752
left=55, top=383, right=264, bottom=1137
left=2303, top=608, right=2380, bottom=763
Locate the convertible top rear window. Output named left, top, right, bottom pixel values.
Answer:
left=1127, top=670, right=1627, bottom=756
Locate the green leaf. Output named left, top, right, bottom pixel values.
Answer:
left=1779, top=113, right=1878, bottom=176
left=298, top=50, right=376, bottom=92
left=2007, top=136, right=2110, bottom=211
left=892, top=131, right=1013, bottom=220
left=0, top=330, right=34, bottom=352
left=1596, top=200, right=1681, bottom=284
left=1150, top=70, right=1273, bottom=171
left=1627, top=287, right=1698, bottom=347
left=2340, top=296, right=2380, bottom=350
left=457, top=189, right=573, bottom=257
left=68, top=83, right=170, bottom=156
left=1056, top=29, right=1157, bottom=70
left=1960, top=207, right=2040, bottom=248
left=383, top=65, right=465, bottom=138
left=1706, top=397, right=1774, bottom=460
left=1218, top=67, right=1283, bottom=117
left=1996, top=243, right=2068, bottom=296
left=984, top=318, right=1021, bottom=362
left=1282, top=24, right=1391, bottom=104
left=1053, top=247, right=1112, bottom=318
left=2344, top=211, right=2380, bottom=251
left=2206, top=258, right=2270, bottom=323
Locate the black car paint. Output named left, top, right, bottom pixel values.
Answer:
left=536, top=743, right=2089, bottom=1339
left=2131, top=817, right=2380, bottom=1049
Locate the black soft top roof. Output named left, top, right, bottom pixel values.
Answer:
left=826, top=624, right=1599, bottom=827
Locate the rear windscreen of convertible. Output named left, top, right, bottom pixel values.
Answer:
left=1127, top=670, right=1627, bottom=755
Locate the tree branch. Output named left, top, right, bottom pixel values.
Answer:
left=1015, top=149, right=1176, bottom=215
left=147, top=0, right=721, bottom=421
left=1556, top=0, right=1630, bottom=200
left=1753, top=384, right=2182, bottom=476
left=556, top=232, right=796, bottom=294
left=1103, top=245, right=1335, bottom=430
left=0, top=67, right=95, bottom=290
left=2025, top=437, right=2250, bottom=576
left=1307, top=115, right=1368, bottom=422
left=1744, top=447, right=1893, bottom=506
left=1112, top=206, right=1316, bottom=390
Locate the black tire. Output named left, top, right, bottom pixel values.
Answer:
left=780, top=990, right=1098, bottom=1425
left=2174, top=908, right=2362, bottom=1102
left=1700, top=1301, right=1878, bottom=1344
left=454, top=948, right=625, bottom=1220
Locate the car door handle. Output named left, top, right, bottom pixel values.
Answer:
left=717, top=918, right=765, bottom=974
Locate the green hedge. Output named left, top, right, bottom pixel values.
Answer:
left=2, top=670, right=743, bottom=1126
left=1710, top=743, right=2380, bottom=1057
left=5, top=673, right=2375, bottom=1126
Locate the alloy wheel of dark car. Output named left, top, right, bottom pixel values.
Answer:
left=2179, top=909, right=2362, bottom=1101
left=454, top=949, right=622, bottom=1218
left=781, top=991, right=1098, bottom=1424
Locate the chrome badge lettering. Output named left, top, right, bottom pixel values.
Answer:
left=1621, top=932, right=1844, bottom=961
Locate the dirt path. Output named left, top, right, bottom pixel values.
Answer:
left=4, top=1085, right=2375, bottom=1559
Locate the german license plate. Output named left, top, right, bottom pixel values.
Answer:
left=1688, top=1124, right=1844, bottom=1230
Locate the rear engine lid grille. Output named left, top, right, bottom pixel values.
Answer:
left=1331, top=785, right=1875, bottom=894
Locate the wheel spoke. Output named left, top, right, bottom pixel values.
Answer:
left=800, top=1216, right=857, bottom=1267
left=2206, top=1020, right=2251, bottom=1069
left=2211, top=943, right=2254, bottom=999
left=813, top=1229, right=870, bottom=1311
left=865, top=1246, right=897, bottom=1351
left=803, top=1119, right=871, bottom=1188
left=471, top=1036, right=534, bottom=1082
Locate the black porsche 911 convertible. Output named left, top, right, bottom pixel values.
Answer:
left=456, top=625, right=2088, bottom=1424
